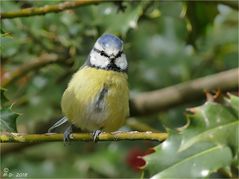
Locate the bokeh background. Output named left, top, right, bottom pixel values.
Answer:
left=1, top=1, right=238, bottom=178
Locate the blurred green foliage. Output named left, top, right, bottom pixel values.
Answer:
left=0, top=1, right=238, bottom=178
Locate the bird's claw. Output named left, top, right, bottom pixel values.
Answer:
left=63, top=125, right=73, bottom=145
left=92, top=129, right=102, bottom=142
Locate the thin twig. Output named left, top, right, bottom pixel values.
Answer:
left=1, top=53, right=73, bottom=87
left=0, top=132, right=168, bottom=143
left=0, top=0, right=104, bottom=19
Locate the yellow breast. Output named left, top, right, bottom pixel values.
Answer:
left=61, top=66, right=129, bottom=132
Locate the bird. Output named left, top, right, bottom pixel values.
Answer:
left=48, top=34, right=129, bottom=142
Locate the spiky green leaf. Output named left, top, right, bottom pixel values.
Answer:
left=0, top=88, right=8, bottom=108
left=143, top=94, right=239, bottom=178
left=0, top=89, right=19, bottom=132
left=0, top=107, right=19, bottom=132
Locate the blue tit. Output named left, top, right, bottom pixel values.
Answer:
left=49, top=34, right=129, bottom=141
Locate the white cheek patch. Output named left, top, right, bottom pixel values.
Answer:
left=90, top=51, right=109, bottom=68
left=115, top=54, right=128, bottom=70
left=94, top=42, right=104, bottom=51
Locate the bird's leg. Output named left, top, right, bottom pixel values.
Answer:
left=92, top=129, right=102, bottom=142
left=63, top=125, right=73, bottom=144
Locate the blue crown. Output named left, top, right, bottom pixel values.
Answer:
left=97, top=34, right=123, bottom=50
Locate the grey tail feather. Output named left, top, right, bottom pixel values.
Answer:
left=48, top=116, right=68, bottom=133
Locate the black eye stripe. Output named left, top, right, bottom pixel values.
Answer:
left=93, top=48, right=122, bottom=59
left=93, top=48, right=109, bottom=58
left=101, top=51, right=109, bottom=58
left=93, top=47, right=101, bottom=53
left=115, top=51, right=123, bottom=58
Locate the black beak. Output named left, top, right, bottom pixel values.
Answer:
left=109, top=57, right=115, bottom=62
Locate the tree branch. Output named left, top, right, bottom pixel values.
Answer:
left=0, top=132, right=168, bottom=143
left=217, top=1, right=239, bottom=10
left=1, top=117, right=60, bottom=155
left=1, top=53, right=73, bottom=87
left=130, top=68, right=238, bottom=116
left=0, top=0, right=104, bottom=19
left=0, top=117, right=160, bottom=155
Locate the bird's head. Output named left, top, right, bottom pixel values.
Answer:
left=88, top=34, right=128, bottom=72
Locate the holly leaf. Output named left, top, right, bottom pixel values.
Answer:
left=143, top=94, right=238, bottom=178
left=144, top=134, right=232, bottom=178
left=226, top=93, right=239, bottom=116
left=0, top=88, right=8, bottom=108
left=0, top=89, right=19, bottom=132
left=0, top=107, right=19, bottom=132
left=93, top=2, right=145, bottom=36
left=179, top=95, right=238, bottom=153
left=106, top=3, right=143, bottom=36
left=186, top=2, right=218, bottom=46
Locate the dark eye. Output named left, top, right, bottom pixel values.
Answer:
left=115, top=51, right=123, bottom=58
left=100, top=51, right=109, bottom=57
